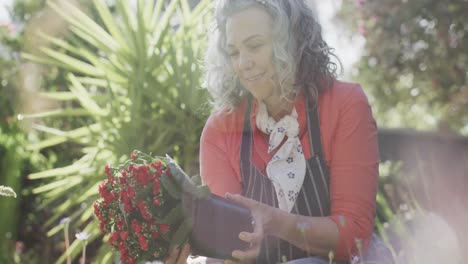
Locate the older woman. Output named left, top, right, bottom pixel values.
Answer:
left=167, top=0, right=393, bottom=263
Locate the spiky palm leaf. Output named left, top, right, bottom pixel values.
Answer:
left=21, top=0, right=212, bottom=262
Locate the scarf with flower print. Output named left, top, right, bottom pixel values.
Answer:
left=255, top=101, right=306, bottom=212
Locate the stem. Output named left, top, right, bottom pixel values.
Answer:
left=328, top=250, right=334, bottom=264
left=81, top=242, right=87, bottom=264
left=64, top=223, right=71, bottom=264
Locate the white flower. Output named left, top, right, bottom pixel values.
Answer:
left=60, top=217, right=71, bottom=225
left=75, top=232, right=91, bottom=241
left=0, top=185, right=17, bottom=198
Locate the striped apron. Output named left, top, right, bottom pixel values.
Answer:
left=239, top=96, right=395, bottom=264
left=240, top=96, right=331, bottom=263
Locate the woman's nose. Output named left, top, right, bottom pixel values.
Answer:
left=238, top=53, right=254, bottom=70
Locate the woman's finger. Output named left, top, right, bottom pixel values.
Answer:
left=177, top=243, right=191, bottom=264
left=239, top=231, right=262, bottom=245
left=225, top=193, right=257, bottom=209
left=165, top=247, right=180, bottom=264
left=232, top=246, right=261, bottom=262
left=233, top=231, right=262, bottom=262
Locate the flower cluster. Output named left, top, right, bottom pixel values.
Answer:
left=94, top=151, right=190, bottom=264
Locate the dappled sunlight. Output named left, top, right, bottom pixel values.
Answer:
left=378, top=128, right=468, bottom=262
left=391, top=212, right=462, bottom=264
left=0, top=0, right=466, bottom=263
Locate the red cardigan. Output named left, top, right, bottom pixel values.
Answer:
left=199, top=80, right=379, bottom=260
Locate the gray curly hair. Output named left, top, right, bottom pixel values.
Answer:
left=203, top=0, right=340, bottom=111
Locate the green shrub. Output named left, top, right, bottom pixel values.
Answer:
left=21, top=0, right=212, bottom=262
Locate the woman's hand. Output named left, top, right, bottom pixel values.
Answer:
left=225, top=193, right=273, bottom=263
left=165, top=243, right=191, bottom=264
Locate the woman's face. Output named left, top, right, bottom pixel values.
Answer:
left=226, top=6, right=278, bottom=102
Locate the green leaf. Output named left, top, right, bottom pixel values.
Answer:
left=32, top=176, right=81, bottom=194
left=37, top=31, right=85, bottom=59
left=39, top=92, right=77, bottom=101
left=142, top=0, right=154, bottom=29
left=21, top=52, right=69, bottom=68
left=93, top=0, right=129, bottom=51
left=68, top=73, right=108, bottom=116
left=21, top=108, right=91, bottom=119
left=28, top=155, right=90, bottom=179
left=48, top=0, right=119, bottom=51
left=115, top=0, right=139, bottom=57
left=40, top=47, right=104, bottom=76
left=152, top=0, right=180, bottom=49
left=27, top=123, right=101, bottom=151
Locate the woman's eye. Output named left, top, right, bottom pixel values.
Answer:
left=250, top=44, right=263, bottom=50
left=228, top=51, right=239, bottom=57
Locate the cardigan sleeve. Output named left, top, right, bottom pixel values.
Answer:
left=327, top=85, right=379, bottom=260
left=199, top=113, right=243, bottom=197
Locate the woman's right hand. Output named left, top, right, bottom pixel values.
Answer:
left=225, top=193, right=271, bottom=263
left=165, top=243, right=191, bottom=264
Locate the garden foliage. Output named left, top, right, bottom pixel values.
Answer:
left=337, top=0, right=467, bottom=134
left=21, top=0, right=212, bottom=262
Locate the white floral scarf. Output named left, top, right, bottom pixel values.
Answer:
left=255, top=102, right=306, bottom=212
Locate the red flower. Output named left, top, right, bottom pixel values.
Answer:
left=99, top=222, right=107, bottom=234
left=116, top=217, right=125, bottom=231
left=356, top=0, right=365, bottom=7
left=105, top=165, right=112, bottom=177
left=138, top=234, right=148, bottom=251
left=120, top=231, right=129, bottom=241
left=138, top=200, right=151, bottom=220
left=95, top=151, right=190, bottom=263
left=93, top=201, right=101, bottom=215
left=155, top=168, right=163, bottom=177
left=119, top=241, right=128, bottom=261
left=119, top=177, right=127, bottom=185
left=109, top=232, right=119, bottom=246
left=124, top=202, right=132, bottom=212
left=131, top=219, right=142, bottom=233
left=159, top=224, right=169, bottom=234
left=108, top=176, right=115, bottom=184
left=98, top=180, right=109, bottom=197
left=153, top=178, right=161, bottom=194
left=135, top=166, right=153, bottom=186
left=151, top=160, right=162, bottom=170
left=153, top=197, right=161, bottom=206
left=152, top=232, right=160, bottom=239
left=127, top=187, right=136, bottom=200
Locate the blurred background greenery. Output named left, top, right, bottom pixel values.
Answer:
left=0, top=0, right=466, bottom=263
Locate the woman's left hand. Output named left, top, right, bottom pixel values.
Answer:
left=164, top=243, right=191, bottom=264
left=225, top=193, right=273, bottom=263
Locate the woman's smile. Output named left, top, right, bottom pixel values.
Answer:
left=245, top=72, right=265, bottom=82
